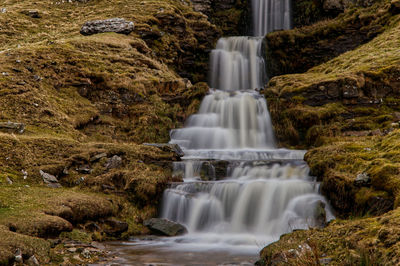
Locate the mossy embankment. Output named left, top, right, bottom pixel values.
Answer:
left=266, top=0, right=397, bottom=77
left=260, top=1, right=400, bottom=264
left=0, top=0, right=220, bottom=264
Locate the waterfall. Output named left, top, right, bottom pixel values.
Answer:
left=252, top=0, right=292, bottom=37
left=209, top=37, right=266, bottom=91
left=153, top=0, right=333, bottom=258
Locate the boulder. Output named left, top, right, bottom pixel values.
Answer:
left=143, top=143, right=184, bottom=157
left=103, top=218, right=128, bottom=236
left=80, top=18, right=134, bottom=36
left=143, top=218, right=187, bottom=236
left=39, top=170, right=62, bottom=188
left=0, top=121, right=25, bottom=134
left=104, top=155, right=122, bottom=169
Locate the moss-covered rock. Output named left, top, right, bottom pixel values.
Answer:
left=265, top=0, right=394, bottom=77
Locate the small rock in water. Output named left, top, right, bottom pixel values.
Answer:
left=314, top=201, right=327, bottom=228
left=143, top=218, right=188, bottom=236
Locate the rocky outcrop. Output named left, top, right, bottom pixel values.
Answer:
left=80, top=18, right=134, bottom=36
left=143, top=218, right=188, bottom=236
left=266, top=0, right=392, bottom=78
left=143, top=143, right=184, bottom=158
left=0, top=121, right=25, bottom=134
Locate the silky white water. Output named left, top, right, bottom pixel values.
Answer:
left=120, top=0, right=333, bottom=263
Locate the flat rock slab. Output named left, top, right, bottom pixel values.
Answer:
left=0, top=122, right=25, bottom=134
left=143, top=143, right=184, bottom=157
left=80, top=18, right=134, bottom=36
left=143, top=218, right=187, bottom=236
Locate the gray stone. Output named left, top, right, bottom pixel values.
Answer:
left=76, top=165, right=92, bottom=174
left=26, top=255, right=39, bottom=266
left=105, top=155, right=122, bottom=169
left=1, top=8, right=6, bottom=13
left=319, top=257, right=333, bottom=265
left=14, top=249, right=23, bottom=263
left=80, top=18, right=134, bottom=36
left=0, top=121, right=25, bottom=134
left=90, top=152, right=107, bottom=162
left=143, top=143, right=184, bottom=157
left=355, top=173, right=371, bottom=186
left=144, top=218, right=188, bottom=236
left=6, top=177, right=13, bottom=185
left=81, top=249, right=91, bottom=259
left=39, top=170, right=62, bottom=188
left=190, top=0, right=212, bottom=15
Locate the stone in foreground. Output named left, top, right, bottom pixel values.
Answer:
left=143, top=218, right=188, bottom=236
left=80, top=18, right=134, bottom=36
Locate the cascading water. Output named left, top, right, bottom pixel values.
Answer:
left=114, top=1, right=333, bottom=264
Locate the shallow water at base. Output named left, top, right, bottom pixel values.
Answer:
left=104, top=238, right=258, bottom=266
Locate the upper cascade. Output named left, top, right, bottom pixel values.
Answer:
left=252, top=0, right=292, bottom=36
left=209, top=37, right=266, bottom=91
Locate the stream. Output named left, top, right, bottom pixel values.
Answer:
left=103, top=0, right=333, bottom=265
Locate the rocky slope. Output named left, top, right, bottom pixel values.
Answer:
left=0, top=0, right=222, bottom=264
left=259, top=0, right=400, bottom=264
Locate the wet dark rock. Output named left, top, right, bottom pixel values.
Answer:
left=143, top=143, right=184, bottom=158
left=354, top=173, right=371, bottom=186
left=0, top=121, right=25, bottom=134
left=314, top=201, right=327, bottom=229
left=39, top=170, right=62, bottom=188
left=143, top=218, right=188, bottom=236
left=105, top=155, right=122, bottom=169
left=103, top=219, right=128, bottom=236
left=80, top=18, right=134, bottom=36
